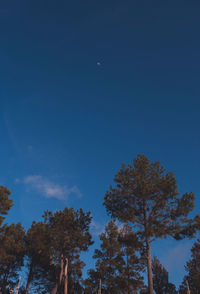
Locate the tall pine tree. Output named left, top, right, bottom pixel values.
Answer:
left=104, top=154, right=195, bottom=294
left=0, top=223, right=25, bottom=293
left=23, top=221, right=52, bottom=294
left=85, top=221, right=144, bottom=294
left=118, top=223, right=145, bottom=293
left=179, top=239, right=200, bottom=293
left=43, top=207, right=93, bottom=294
left=152, top=256, right=177, bottom=294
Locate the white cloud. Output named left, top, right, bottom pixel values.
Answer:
left=22, top=175, right=82, bottom=201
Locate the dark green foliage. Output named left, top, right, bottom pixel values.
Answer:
left=0, top=223, right=25, bottom=293
left=104, top=154, right=195, bottom=240
left=152, top=256, right=177, bottom=294
left=93, top=221, right=125, bottom=293
left=24, top=221, right=53, bottom=293
left=103, top=154, right=195, bottom=293
left=43, top=207, right=93, bottom=293
left=85, top=221, right=144, bottom=294
left=0, top=186, right=13, bottom=226
left=118, top=223, right=145, bottom=293
left=179, top=239, right=200, bottom=294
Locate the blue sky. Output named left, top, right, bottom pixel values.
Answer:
left=0, top=0, right=200, bottom=289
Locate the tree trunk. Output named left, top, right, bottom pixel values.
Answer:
left=51, top=283, right=58, bottom=294
left=64, top=258, right=68, bottom=294
left=186, top=280, right=191, bottom=294
left=51, top=254, right=64, bottom=294
left=127, top=253, right=130, bottom=294
left=98, top=279, right=101, bottom=294
left=2, top=271, right=8, bottom=294
left=146, top=238, right=153, bottom=294
left=25, top=263, right=33, bottom=294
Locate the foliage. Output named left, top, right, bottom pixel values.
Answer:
left=103, top=154, right=195, bottom=293
left=43, top=207, right=93, bottom=294
left=23, top=221, right=53, bottom=293
left=118, top=223, right=145, bottom=293
left=0, top=223, right=25, bottom=293
left=0, top=186, right=13, bottom=226
left=179, top=238, right=200, bottom=293
left=152, top=256, right=177, bottom=294
left=85, top=221, right=144, bottom=294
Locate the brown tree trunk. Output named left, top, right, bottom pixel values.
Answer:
left=98, top=279, right=101, bottom=294
left=186, top=280, right=191, bottom=294
left=127, top=253, right=130, bottom=294
left=146, top=238, right=153, bottom=294
left=51, top=283, right=58, bottom=294
left=51, top=254, right=64, bottom=294
left=64, top=258, right=68, bottom=294
left=24, top=263, right=33, bottom=294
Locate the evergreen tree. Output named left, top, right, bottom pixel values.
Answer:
left=118, top=223, right=145, bottom=293
left=93, top=221, right=124, bottom=293
left=43, top=207, right=93, bottom=294
left=103, top=154, right=195, bottom=294
left=23, top=221, right=52, bottom=294
left=85, top=221, right=144, bottom=294
left=0, top=223, right=25, bottom=293
left=0, top=186, right=13, bottom=226
left=179, top=239, right=200, bottom=293
left=152, top=256, right=177, bottom=294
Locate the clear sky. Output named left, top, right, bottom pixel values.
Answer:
left=0, top=0, right=200, bottom=289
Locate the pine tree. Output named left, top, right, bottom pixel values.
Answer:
left=118, top=223, right=145, bottom=293
left=43, top=207, right=93, bottom=294
left=23, top=221, right=52, bottom=294
left=0, top=223, right=25, bottom=293
left=179, top=239, right=200, bottom=293
left=152, top=256, right=177, bottom=294
left=0, top=186, right=13, bottom=226
left=85, top=221, right=144, bottom=294
left=93, top=221, right=125, bottom=293
left=103, top=154, right=195, bottom=294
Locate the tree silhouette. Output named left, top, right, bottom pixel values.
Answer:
left=152, top=256, right=177, bottom=294
left=104, top=154, right=195, bottom=294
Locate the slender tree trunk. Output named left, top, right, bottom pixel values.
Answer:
left=51, top=283, right=58, bottom=294
left=126, top=253, right=130, bottom=294
left=146, top=238, right=153, bottom=294
left=2, top=271, right=8, bottom=294
left=98, top=279, right=101, bottom=294
left=51, top=254, right=64, bottom=294
left=186, top=280, right=191, bottom=294
left=64, top=258, right=68, bottom=294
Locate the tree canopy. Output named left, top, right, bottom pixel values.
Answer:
left=43, top=207, right=93, bottom=294
left=103, top=154, right=195, bottom=294
left=0, top=157, right=198, bottom=293
left=85, top=221, right=144, bottom=294
left=152, top=256, right=177, bottom=294
left=0, top=186, right=13, bottom=226
left=0, top=223, right=25, bottom=293
left=179, top=238, right=200, bottom=293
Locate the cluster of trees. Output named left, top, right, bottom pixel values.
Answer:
left=0, top=154, right=200, bottom=293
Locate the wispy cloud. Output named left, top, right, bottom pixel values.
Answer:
left=90, top=219, right=124, bottom=237
left=91, top=220, right=105, bottom=236
left=161, top=241, right=192, bottom=272
left=19, top=175, right=82, bottom=201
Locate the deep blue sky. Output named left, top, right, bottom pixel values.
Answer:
left=0, top=0, right=200, bottom=289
